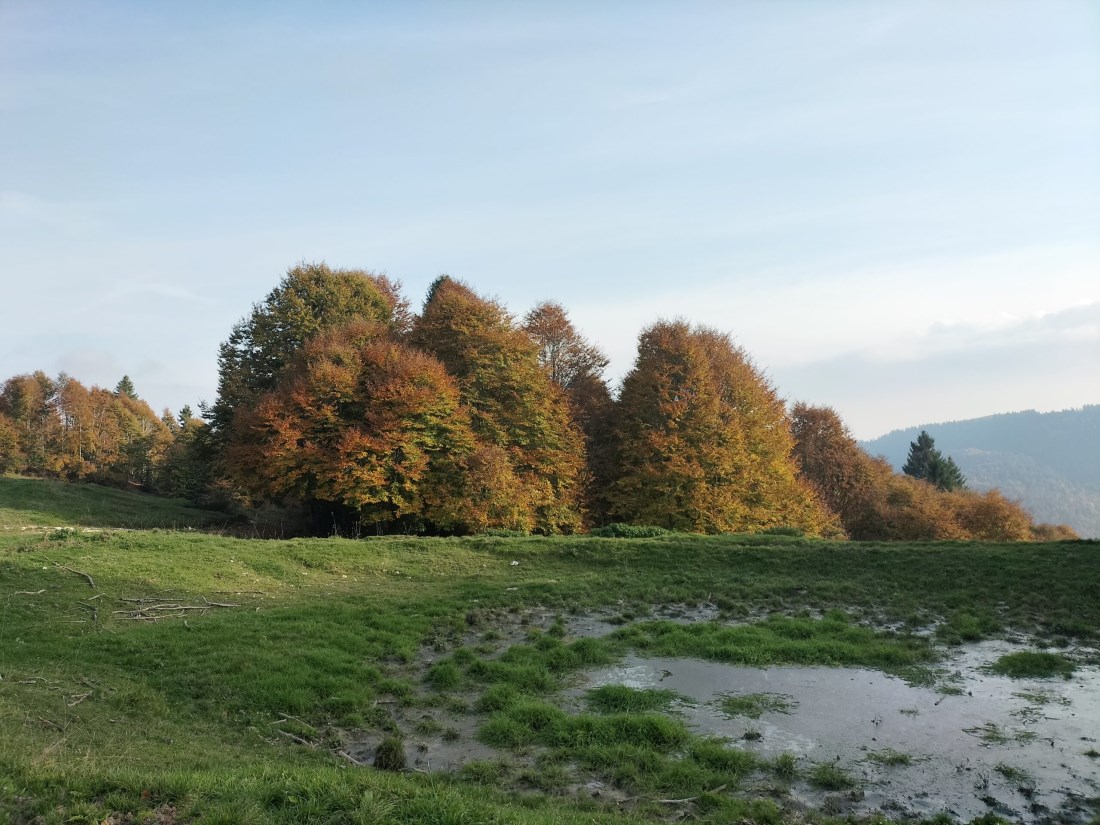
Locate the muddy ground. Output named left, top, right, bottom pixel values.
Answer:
left=346, top=607, right=1100, bottom=824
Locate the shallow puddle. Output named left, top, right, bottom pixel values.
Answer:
left=579, top=641, right=1100, bottom=822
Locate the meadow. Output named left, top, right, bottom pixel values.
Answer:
left=1, top=477, right=1096, bottom=824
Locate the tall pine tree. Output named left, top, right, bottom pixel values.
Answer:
left=902, top=430, right=966, bottom=491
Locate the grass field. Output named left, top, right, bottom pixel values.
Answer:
left=0, top=475, right=230, bottom=530
left=0, top=477, right=1097, bottom=824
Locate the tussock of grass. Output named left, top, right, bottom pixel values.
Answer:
left=865, top=749, right=913, bottom=766
left=809, top=762, right=855, bottom=790
left=718, top=692, right=796, bottom=719
left=373, top=736, right=407, bottom=771
left=586, top=685, right=683, bottom=714
left=464, top=635, right=618, bottom=694
left=963, top=722, right=1037, bottom=745
left=479, top=698, right=690, bottom=752
left=994, top=762, right=1035, bottom=788
left=771, top=752, right=799, bottom=780
left=687, top=739, right=757, bottom=774
left=989, top=651, right=1076, bottom=679
left=936, top=610, right=1002, bottom=644
left=426, top=660, right=463, bottom=690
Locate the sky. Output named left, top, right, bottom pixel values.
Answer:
left=1, top=1, right=1097, bottom=439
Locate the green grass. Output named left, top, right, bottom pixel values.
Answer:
left=1, top=478, right=1098, bottom=823
left=988, top=651, right=1077, bottom=679
left=962, top=722, right=1038, bottom=745
left=718, top=692, right=797, bottom=719
left=586, top=685, right=684, bottom=714
left=0, top=475, right=230, bottom=530
left=613, top=611, right=938, bottom=678
left=808, top=762, right=855, bottom=790
left=865, top=749, right=914, bottom=766
left=994, top=762, right=1035, bottom=789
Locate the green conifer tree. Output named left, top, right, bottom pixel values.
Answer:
left=902, top=430, right=966, bottom=491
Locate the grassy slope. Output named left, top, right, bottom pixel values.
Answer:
left=0, top=476, right=229, bottom=530
left=1, top=478, right=1097, bottom=824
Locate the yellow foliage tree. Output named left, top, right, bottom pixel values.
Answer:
left=610, top=321, right=838, bottom=535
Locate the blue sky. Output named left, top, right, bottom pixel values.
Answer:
left=2, top=1, right=1097, bottom=438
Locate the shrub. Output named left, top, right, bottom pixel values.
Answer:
left=589, top=523, right=670, bottom=538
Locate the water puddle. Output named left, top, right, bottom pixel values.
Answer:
left=579, top=641, right=1099, bottom=822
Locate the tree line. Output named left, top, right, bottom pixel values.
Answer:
left=0, top=263, right=1077, bottom=540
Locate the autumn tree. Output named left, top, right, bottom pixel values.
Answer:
left=159, top=406, right=212, bottom=501
left=111, top=391, right=173, bottom=488
left=609, top=321, right=837, bottom=535
left=523, top=301, right=615, bottom=523
left=523, top=302, right=609, bottom=390
left=0, top=372, right=59, bottom=473
left=947, top=488, right=1034, bottom=541
left=411, top=278, right=585, bottom=533
left=0, top=412, right=22, bottom=473
left=789, top=402, right=923, bottom=538
left=229, top=319, right=491, bottom=533
left=210, top=263, right=408, bottom=438
left=0, top=371, right=171, bottom=489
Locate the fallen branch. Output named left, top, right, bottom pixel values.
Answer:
left=68, top=692, right=92, bottom=707
left=336, top=749, right=365, bottom=765
left=216, top=590, right=266, bottom=595
left=79, top=603, right=99, bottom=623
left=37, top=717, right=63, bottom=731
left=52, top=563, right=96, bottom=589
left=276, top=729, right=315, bottom=748
left=276, top=712, right=315, bottom=730
left=201, top=596, right=240, bottom=608
left=118, top=597, right=184, bottom=604
left=659, top=784, right=725, bottom=804
left=13, top=590, right=46, bottom=596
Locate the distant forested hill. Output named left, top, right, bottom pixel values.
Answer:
left=860, top=406, right=1100, bottom=537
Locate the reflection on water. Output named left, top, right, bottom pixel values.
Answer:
left=580, top=641, right=1099, bottom=822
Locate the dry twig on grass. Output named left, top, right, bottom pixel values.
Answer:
left=276, top=729, right=315, bottom=748
left=51, top=562, right=96, bottom=589
left=13, top=589, right=46, bottom=595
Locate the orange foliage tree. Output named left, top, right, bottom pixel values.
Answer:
left=229, top=320, right=492, bottom=533
left=412, top=278, right=584, bottom=533
left=0, top=372, right=171, bottom=489
left=609, top=321, right=837, bottom=535
left=211, top=263, right=407, bottom=438
left=523, top=301, right=615, bottom=524
left=791, top=402, right=1068, bottom=541
left=0, top=411, right=21, bottom=473
left=0, top=372, right=59, bottom=473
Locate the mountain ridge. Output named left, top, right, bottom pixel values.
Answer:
left=860, top=405, right=1100, bottom=537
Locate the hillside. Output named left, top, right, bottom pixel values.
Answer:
left=861, top=406, right=1100, bottom=537
left=0, top=475, right=232, bottom=530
